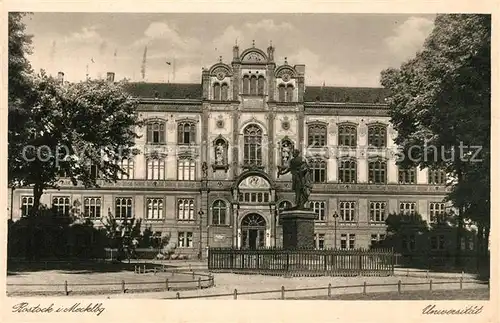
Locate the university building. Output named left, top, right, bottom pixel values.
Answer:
left=9, top=44, right=454, bottom=258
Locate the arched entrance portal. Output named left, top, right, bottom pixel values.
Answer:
left=241, top=213, right=266, bottom=249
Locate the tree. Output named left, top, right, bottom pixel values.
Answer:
left=380, top=14, right=490, bottom=261
left=9, top=71, right=142, bottom=212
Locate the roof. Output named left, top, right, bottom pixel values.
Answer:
left=123, top=82, right=202, bottom=100
left=123, top=82, right=389, bottom=104
left=304, top=86, right=389, bottom=104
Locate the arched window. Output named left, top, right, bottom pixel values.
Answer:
left=368, top=159, right=387, bottom=184
left=278, top=84, right=286, bottom=102
left=213, top=83, right=221, bottom=100
left=242, top=75, right=250, bottom=94
left=146, top=157, right=165, bottom=180
left=338, top=158, right=356, bottom=183
left=257, top=76, right=265, bottom=96
left=221, top=83, right=229, bottom=101
left=338, top=124, right=357, bottom=147
left=309, top=158, right=327, bottom=183
left=250, top=75, right=257, bottom=95
left=177, top=121, right=196, bottom=145
left=307, top=124, right=327, bottom=147
left=368, top=124, right=387, bottom=148
left=212, top=200, right=227, bottom=225
left=243, top=124, right=263, bottom=167
left=146, top=121, right=166, bottom=144
left=286, top=85, right=294, bottom=102
left=278, top=200, right=292, bottom=212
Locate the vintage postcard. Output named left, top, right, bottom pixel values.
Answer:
left=1, top=1, right=497, bottom=323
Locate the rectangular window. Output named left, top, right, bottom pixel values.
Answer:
left=348, top=234, right=356, bottom=249
left=339, top=201, right=356, bottom=222
left=309, top=159, right=327, bottom=183
left=340, top=234, right=347, bottom=250
left=428, top=169, right=446, bottom=185
left=178, top=232, right=193, bottom=248
left=177, top=159, right=196, bottom=181
left=368, top=160, right=387, bottom=184
left=314, top=233, right=325, bottom=250
left=371, top=233, right=385, bottom=247
left=399, top=202, right=416, bottom=215
left=431, top=235, right=445, bottom=250
left=177, top=199, right=195, bottom=221
left=307, top=124, right=327, bottom=147
left=84, top=197, right=101, bottom=218
left=120, top=158, right=135, bottom=179
left=147, top=158, right=165, bottom=180
left=398, top=167, right=416, bottom=184
left=429, top=202, right=445, bottom=223
left=146, top=198, right=164, bottom=220
left=367, top=125, right=387, bottom=148
left=309, top=201, right=326, bottom=221
left=21, top=196, right=34, bottom=217
left=177, top=122, right=196, bottom=145
left=369, top=201, right=386, bottom=222
left=338, top=125, right=357, bottom=147
left=52, top=196, right=71, bottom=216
left=115, top=197, right=133, bottom=218
left=90, top=164, right=99, bottom=180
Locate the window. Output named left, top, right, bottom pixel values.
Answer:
left=402, top=234, right=416, bottom=251
left=349, top=234, right=356, bottom=249
left=212, top=200, right=227, bottom=225
left=177, top=158, right=196, bottom=180
left=147, top=121, right=166, bottom=144
left=371, top=234, right=386, bottom=247
left=84, top=197, right=101, bottom=218
left=239, top=192, right=270, bottom=203
left=286, top=85, right=293, bottom=102
left=178, top=232, right=193, bottom=248
left=338, top=124, right=357, bottom=147
left=90, top=164, right=99, bottom=180
left=340, top=234, right=347, bottom=250
left=146, top=198, right=163, bottom=220
left=428, top=169, right=446, bottom=185
left=430, top=235, right=445, bottom=250
left=146, top=158, right=165, bottom=180
left=257, top=76, right=265, bottom=96
left=398, top=167, right=416, bottom=184
left=119, top=158, right=134, bottom=179
left=52, top=196, right=71, bottom=216
left=250, top=76, right=257, bottom=95
left=177, top=198, right=195, bottom=221
left=243, top=124, right=263, bottom=167
left=369, top=201, right=386, bottom=222
left=115, top=197, right=133, bottom=218
left=177, top=122, right=196, bottom=145
left=367, top=124, right=387, bottom=148
left=278, top=84, right=285, bottom=102
left=309, top=158, right=327, bottom=183
left=307, top=124, right=327, bottom=147
left=213, top=83, right=221, bottom=100
left=399, top=202, right=416, bottom=215
left=21, top=196, right=34, bottom=217
left=368, top=159, right=387, bottom=184
left=429, top=202, right=445, bottom=223
left=314, top=233, right=325, bottom=250
left=221, top=83, right=229, bottom=101
left=243, top=76, right=250, bottom=94
left=338, top=159, right=357, bottom=183
left=339, top=201, right=356, bottom=222
left=309, top=201, right=326, bottom=221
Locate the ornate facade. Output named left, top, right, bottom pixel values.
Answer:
left=9, top=44, right=452, bottom=257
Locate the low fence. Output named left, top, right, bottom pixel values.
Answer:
left=169, top=278, right=487, bottom=300
left=208, top=248, right=394, bottom=277
left=7, top=270, right=215, bottom=296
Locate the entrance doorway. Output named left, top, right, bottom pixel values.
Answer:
left=241, top=213, right=266, bottom=249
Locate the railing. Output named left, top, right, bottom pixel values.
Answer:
left=208, top=247, right=394, bottom=277
left=168, top=278, right=487, bottom=299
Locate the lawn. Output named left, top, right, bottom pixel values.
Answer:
left=286, top=288, right=490, bottom=300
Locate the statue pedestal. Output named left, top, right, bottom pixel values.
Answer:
left=280, top=209, right=316, bottom=249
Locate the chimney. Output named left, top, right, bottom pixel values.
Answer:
left=106, top=72, right=115, bottom=82
left=57, top=72, right=64, bottom=83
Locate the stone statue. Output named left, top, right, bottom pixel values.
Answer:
left=215, top=142, right=225, bottom=165
left=277, top=149, right=312, bottom=209
left=202, top=162, right=208, bottom=179
left=281, top=142, right=291, bottom=167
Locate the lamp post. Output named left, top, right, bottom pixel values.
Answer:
left=198, top=209, right=204, bottom=260
left=333, top=211, right=339, bottom=249
left=268, top=202, right=276, bottom=247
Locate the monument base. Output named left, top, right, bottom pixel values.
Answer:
left=280, top=209, right=316, bottom=249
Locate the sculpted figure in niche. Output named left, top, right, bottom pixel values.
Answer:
left=281, top=141, right=292, bottom=167
left=215, top=141, right=226, bottom=165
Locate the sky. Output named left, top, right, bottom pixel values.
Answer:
left=22, top=13, right=436, bottom=87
